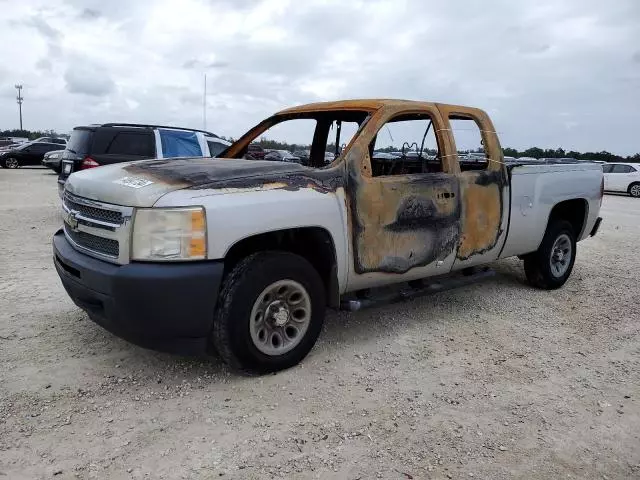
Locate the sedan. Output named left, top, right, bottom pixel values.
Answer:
left=42, top=149, right=65, bottom=173
left=0, top=142, right=65, bottom=169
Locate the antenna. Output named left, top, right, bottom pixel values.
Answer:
left=203, top=74, right=207, bottom=130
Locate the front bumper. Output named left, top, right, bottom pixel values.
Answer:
left=43, top=158, right=61, bottom=169
left=53, top=229, right=224, bottom=354
left=590, top=217, right=602, bottom=237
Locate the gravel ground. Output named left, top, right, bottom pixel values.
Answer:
left=1, top=168, right=639, bottom=480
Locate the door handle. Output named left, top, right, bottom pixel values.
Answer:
left=437, top=192, right=455, bottom=199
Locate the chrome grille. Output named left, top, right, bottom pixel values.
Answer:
left=63, top=192, right=123, bottom=225
left=62, top=192, right=133, bottom=264
left=65, top=226, right=119, bottom=257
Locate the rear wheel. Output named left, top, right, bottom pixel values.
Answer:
left=629, top=183, right=640, bottom=198
left=4, top=157, right=19, bottom=169
left=212, top=251, right=325, bottom=374
left=524, top=220, right=576, bottom=290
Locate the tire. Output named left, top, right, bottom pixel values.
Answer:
left=4, top=157, right=19, bottom=169
left=628, top=182, right=640, bottom=198
left=212, top=251, right=325, bottom=374
left=524, top=220, right=576, bottom=290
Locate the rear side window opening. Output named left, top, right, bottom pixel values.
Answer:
left=448, top=115, right=489, bottom=172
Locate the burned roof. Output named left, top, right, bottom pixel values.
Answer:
left=277, top=99, right=439, bottom=115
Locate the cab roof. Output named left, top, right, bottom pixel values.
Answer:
left=277, top=99, right=440, bottom=115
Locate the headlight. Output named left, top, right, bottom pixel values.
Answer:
left=131, top=207, right=207, bottom=261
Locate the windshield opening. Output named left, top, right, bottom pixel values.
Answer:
left=221, top=110, right=371, bottom=168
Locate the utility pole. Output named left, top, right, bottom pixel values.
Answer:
left=15, top=84, right=23, bottom=131
left=203, top=74, right=207, bottom=131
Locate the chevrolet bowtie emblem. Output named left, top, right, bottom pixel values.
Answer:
left=66, top=211, right=79, bottom=231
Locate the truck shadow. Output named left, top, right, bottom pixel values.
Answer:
left=83, top=259, right=530, bottom=379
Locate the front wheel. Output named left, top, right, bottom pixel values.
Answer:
left=524, top=220, right=576, bottom=290
left=212, top=251, right=325, bottom=374
left=629, top=183, right=640, bottom=198
left=4, top=157, right=19, bottom=169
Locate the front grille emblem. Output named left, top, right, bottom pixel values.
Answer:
left=66, top=211, right=79, bottom=231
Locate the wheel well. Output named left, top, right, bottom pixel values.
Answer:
left=628, top=181, right=640, bottom=191
left=223, top=228, right=339, bottom=307
left=547, top=199, right=588, bottom=237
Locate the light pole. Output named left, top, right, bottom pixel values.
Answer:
left=15, top=84, right=23, bottom=131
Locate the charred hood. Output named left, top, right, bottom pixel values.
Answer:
left=124, top=157, right=343, bottom=193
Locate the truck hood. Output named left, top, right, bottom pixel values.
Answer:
left=64, top=157, right=316, bottom=207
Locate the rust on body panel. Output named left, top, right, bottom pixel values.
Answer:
left=456, top=173, right=504, bottom=260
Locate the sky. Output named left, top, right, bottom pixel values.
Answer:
left=0, top=0, right=639, bottom=155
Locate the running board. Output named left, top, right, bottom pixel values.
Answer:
left=339, top=268, right=495, bottom=312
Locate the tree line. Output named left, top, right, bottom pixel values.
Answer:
left=3, top=129, right=638, bottom=162
left=0, top=129, right=68, bottom=140
left=255, top=138, right=640, bottom=162
left=502, top=147, right=639, bottom=162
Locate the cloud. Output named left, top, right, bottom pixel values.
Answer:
left=23, top=15, right=61, bottom=40
left=35, top=58, right=53, bottom=71
left=80, top=8, right=101, bottom=19
left=64, top=66, right=116, bottom=96
left=0, top=0, right=638, bottom=155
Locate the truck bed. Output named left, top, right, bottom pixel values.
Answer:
left=499, top=161, right=603, bottom=259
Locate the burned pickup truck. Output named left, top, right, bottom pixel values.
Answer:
left=53, top=100, right=603, bottom=373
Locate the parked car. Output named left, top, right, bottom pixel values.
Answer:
left=324, top=151, right=336, bottom=163
left=58, top=123, right=229, bottom=197
left=0, top=142, right=65, bottom=168
left=247, top=144, right=266, bottom=159
left=42, top=149, right=65, bottom=173
left=0, top=144, right=20, bottom=152
left=602, top=162, right=640, bottom=197
left=264, top=149, right=300, bottom=163
left=0, top=137, right=28, bottom=149
left=293, top=149, right=311, bottom=164
left=53, top=99, right=603, bottom=374
left=33, top=136, right=67, bottom=146
left=372, top=151, right=400, bottom=160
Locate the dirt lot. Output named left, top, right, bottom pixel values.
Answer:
left=1, top=168, right=638, bottom=480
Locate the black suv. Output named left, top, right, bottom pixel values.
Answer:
left=1, top=142, right=66, bottom=169
left=58, top=123, right=229, bottom=196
